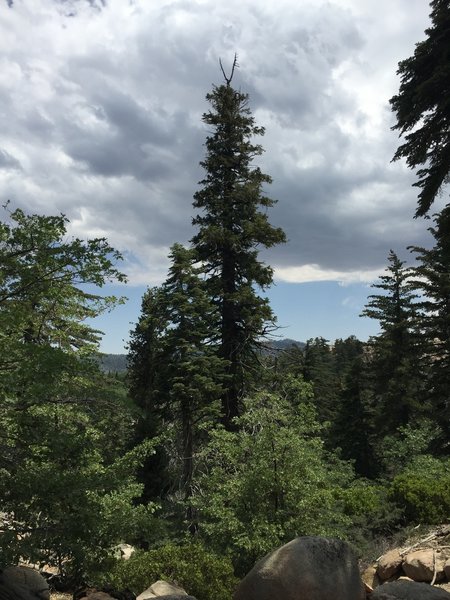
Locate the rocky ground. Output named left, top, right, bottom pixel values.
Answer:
left=363, top=524, right=450, bottom=594
left=48, top=525, right=450, bottom=600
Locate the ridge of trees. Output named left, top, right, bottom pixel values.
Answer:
left=99, top=338, right=306, bottom=374
left=124, top=36, right=450, bottom=578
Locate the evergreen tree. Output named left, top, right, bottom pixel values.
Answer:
left=332, top=354, right=377, bottom=477
left=128, top=245, right=224, bottom=504
left=329, top=336, right=376, bottom=476
left=274, top=342, right=305, bottom=380
left=303, top=337, right=338, bottom=425
left=161, top=244, right=224, bottom=500
left=191, top=62, right=286, bottom=428
left=332, top=336, right=365, bottom=386
left=361, top=250, right=423, bottom=437
left=410, top=206, right=450, bottom=448
left=390, top=0, right=450, bottom=216
left=127, top=286, right=170, bottom=501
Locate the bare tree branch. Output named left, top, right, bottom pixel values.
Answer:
left=219, top=53, right=239, bottom=85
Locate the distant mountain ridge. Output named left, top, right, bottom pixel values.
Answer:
left=265, top=338, right=306, bottom=350
left=99, top=353, right=128, bottom=373
left=99, top=338, right=305, bottom=373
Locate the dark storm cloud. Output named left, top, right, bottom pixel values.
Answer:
left=0, top=149, right=21, bottom=171
left=265, top=133, right=430, bottom=275
left=59, top=88, right=199, bottom=182
left=0, top=0, right=435, bottom=283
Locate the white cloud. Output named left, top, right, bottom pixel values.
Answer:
left=275, top=263, right=382, bottom=284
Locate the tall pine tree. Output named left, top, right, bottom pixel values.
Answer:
left=361, top=250, right=423, bottom=436
left=303, top=337, right=338, bottom=426
left=410, top=206, right=450, bottom=449
left=162, top=244, right=224, bottom=499
left=127, top=285, right=171, bottom=501
left=191, top=60, right=286, bottom=428
left=128, top=245, right=224, bottom=502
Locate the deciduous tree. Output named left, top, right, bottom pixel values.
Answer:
left=0, top=206, right=154, bottom=579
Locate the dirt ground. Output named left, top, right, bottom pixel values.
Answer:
left=51, top=593, right=72, bottom=600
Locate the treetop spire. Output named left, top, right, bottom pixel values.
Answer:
left=219, top=53, right=239, bottom=86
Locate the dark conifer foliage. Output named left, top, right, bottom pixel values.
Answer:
left=128, top=245, right=224, bottom=502
left=410, top=206, right=450, bottom=447
left=362, top=251, right=418, bottom=346
left=361, top=251, right=424, bottom=437
left=303, top=337, right=338, bottom=424
left=161, top=244, right=224, bottom=497
left=127, top=286, right=170, bottom=501
left=333, top=335, right=365, bottom=387
left=333, top=355, right=377, bottom=477
left=191, top=66, right=286, bottom=428
left=390, top=0, right=450, bottom=216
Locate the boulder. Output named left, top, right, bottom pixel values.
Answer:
left=137, top=582, right=187, bottom=600
left=362, top=565, right=381, bottom=589
left=0, top=566, right=50, bottom=600
left=114, top=544, right=136, bottom=561
left=370, top=580, right=450, bottom=599
left=444, top=559, right=450, bottom=580
left=135, top=592, right=156, bottom=600
left=74, top=587, right=135, bottom=600
left=378, top=549, right=403, bottom=580
left=233, top=536, right=365, bottom=600
left=403, top=550, right=446, bottom=582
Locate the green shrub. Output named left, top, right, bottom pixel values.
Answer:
left=337, top=480, right=402, bottom=556
left=188, top=392, right=358, bottom=574
left=389, top=456, right=450, bottom=523
left=105, top=543, right=238, bottom=600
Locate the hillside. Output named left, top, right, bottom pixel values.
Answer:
left=98, top=353, right=128, bottom=373
left=99, top=339, right=305, bottom=373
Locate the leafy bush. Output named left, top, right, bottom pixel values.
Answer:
left=375, top=420, right=440, bottom=477
left=338, top=480, right=402, bottom=556
left=105, top=543, right=238, bottom=600
left=389, top=455, right=450, bottom=523
left=188, top=391, right=358, bottom=574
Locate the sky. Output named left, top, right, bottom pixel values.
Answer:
left=1, top=0, right=447, bottom=353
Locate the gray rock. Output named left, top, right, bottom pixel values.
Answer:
left=234, top=536, right=365, bottom=600
left=0, top=567, right=50, bottom=600
left=371, top=581, right=450, bottom=599
left=136, top=581, right=187, bottom=600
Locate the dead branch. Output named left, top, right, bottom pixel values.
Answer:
left=219, top=53, right=239, bottom=85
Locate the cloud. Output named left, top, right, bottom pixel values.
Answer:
left=0, top=0, right=439, bottom=288
left=0, top=149, right=22, bottom=171
left=275, top=263, right=382, bottom=284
